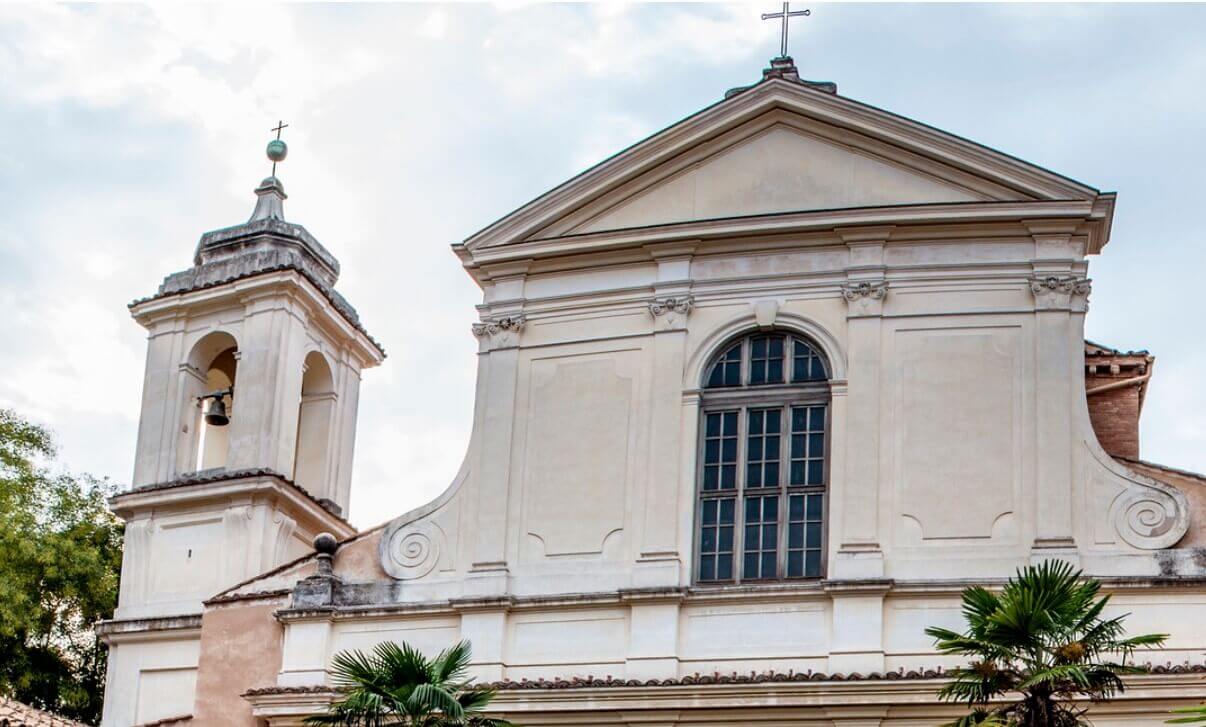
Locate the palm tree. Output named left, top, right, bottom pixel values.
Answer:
left=926, top=560, right=1167, bottom=727
left=1170, top=707, right=1206, bottom=724
left=305, top=640, right=514, bottom=726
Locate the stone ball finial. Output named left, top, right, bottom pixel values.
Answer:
left=314, top=532, right=339, bottom=556
left=266, top=138, right=288, bottom=163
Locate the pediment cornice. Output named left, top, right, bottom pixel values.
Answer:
left=460, top=198, right=1110, bottom=273
left=462, top=78, right=1106, bottom=258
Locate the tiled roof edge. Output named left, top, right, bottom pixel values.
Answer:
left=1116, top=457, right=1206, bottom=484
left=243, top=660, right=1206, bottom=696
left=128, top=263, right=385, bottom=358
left=115, top=467, right=352, bottom=528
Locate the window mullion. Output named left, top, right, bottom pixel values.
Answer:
left=734, top=404, right=748, bottom=584
left=778, top=404, right=790, bottom=579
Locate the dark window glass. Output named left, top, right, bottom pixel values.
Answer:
left=749, top=335, right=785, bottom=385
left=787, top=492, right=824, bottom=578
left=791, top=337, right=828, bottom=382
left=702, top=411, right=739, bottom=491
left=745, top=408, right=781, bottom=488
left=698, top=496, right=736, bottom=582
left=706, top=343, right=743, bottom=388
left=743, top=494, right=779, bottom=580
left=789, top=405, right=826, bottom=486
left=698, top=332, right=829, bottom=584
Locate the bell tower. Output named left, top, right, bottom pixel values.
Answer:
left=100, top=134, right=383, bottom=726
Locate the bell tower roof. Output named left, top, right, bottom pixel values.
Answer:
left=134, top=146, right=384, bottom=359
left=187, top=174, right=341, bottom=287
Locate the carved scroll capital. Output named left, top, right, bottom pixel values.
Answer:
left=841, top=280, right=887, bottom=317
left=380, top=519, right=446, bottom=580
left=648, top=295, right=693, bottom=330
left=841, top=280, right=888, bottom=302
left=471, top=314, right=525, bottom=349
left=1028, top=275, right=1091, bottom=311
left=647, top=295, right=693, bottom=317
left=471, top=314, right=525, bottom=338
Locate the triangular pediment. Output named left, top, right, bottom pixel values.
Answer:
left=465, top=78, right=1101, bottom=250
left=564, top=124, right=983, bottom=236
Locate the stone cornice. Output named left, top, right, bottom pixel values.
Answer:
left=271, top=573, right=1206, bottom=623
left=94, top=614, right=202, bottom=645
left=462, top=78, right=1101, bottom=254
left=130, top=265, right=385, bottom=363
left=110, top=468, right=357, bottom=539
left=461, top=200, right=1100, bottom=271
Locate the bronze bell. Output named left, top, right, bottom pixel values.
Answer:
left=204, top=395, right=230, bottom=427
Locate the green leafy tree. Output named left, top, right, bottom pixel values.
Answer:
left=0, top=408, right=123, bottom=724
left=306, top=640, right=513, bottom=726
left=926, top=560, right=1167, bottom=727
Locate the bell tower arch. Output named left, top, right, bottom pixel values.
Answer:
left=99, top=138, right=383, bottom=726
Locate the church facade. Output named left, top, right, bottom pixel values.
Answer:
left=99, top=58, right=1206, bottom=726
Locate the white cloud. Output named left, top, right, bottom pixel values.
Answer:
left=0, top=3, right=1204, bottom=530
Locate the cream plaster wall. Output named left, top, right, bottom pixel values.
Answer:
left=121, top=77, right=1206, bottom=725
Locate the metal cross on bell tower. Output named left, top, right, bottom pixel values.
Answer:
left=267, top=120, right=289, bottom=177
left=762, top=2, right=811, bottom=60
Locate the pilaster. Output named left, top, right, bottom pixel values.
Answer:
left=832, top=228, right=890, bottom=579
left=277, top=614, right=334, bottom=687
left=1026, top=222, right=1089, bottom=562
left=825, top=580, right=890, bottom=675
left=468, top=262, right=530, bottom=591
left=623, top=591, right=682, bottom=680
left=459, top=607, right=509, bottom=683
left=637, top=244, right=696, bottom=587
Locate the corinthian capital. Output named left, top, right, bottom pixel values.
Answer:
left=471, top=315, right=526, bottom=350
left=647, top=296, right=694, bottom=317
left=1028, top=275, right=1091, bottom=310
left=840, top=281, right=889, bottom=302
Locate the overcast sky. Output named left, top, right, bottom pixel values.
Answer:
left=1, top=3, right=1204, bottom=528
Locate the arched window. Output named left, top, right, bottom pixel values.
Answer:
left=294, top=351, right=336, bottom=498
left=183, top=331, right=238, bottom=472
left=696, top=331, right=830, bottom=583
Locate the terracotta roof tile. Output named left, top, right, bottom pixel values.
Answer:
left=0, top=698, right=87, bottom=727
left=242, top=660, right=1206, bottom=696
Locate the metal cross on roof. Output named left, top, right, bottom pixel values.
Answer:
left=266, top=120, right=289, bottom=177
left=761, top=2, right=810, bottom=60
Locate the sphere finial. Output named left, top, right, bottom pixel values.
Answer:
left=267, top=139, right=288, bottom=163
left=267, top=120, right=289, bottom=176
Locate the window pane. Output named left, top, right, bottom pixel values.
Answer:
left=742, top=495, right=779, bottom=580
left=749, top=335, right=785, bottom=385
left=787, top=493, right=824, bottom=580
left=698, top=496, right=736, bottom=582
left=805, top=550, right=821, bottom=578
left=790, top=405, right=826, bottom=487
left=703, top=411, right=739, bottom=491
left=745, top=408, right=782, bottom=488
left=791, top=337, right=828, bottom=382
left=705, top=343, right=743, bottom=388
left=717, top=553, right=733, bottom=580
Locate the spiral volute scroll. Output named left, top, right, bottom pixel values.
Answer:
left=380, top=519, right=444, bottom=580
left=1110, top=488, right=1187, bottom=550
